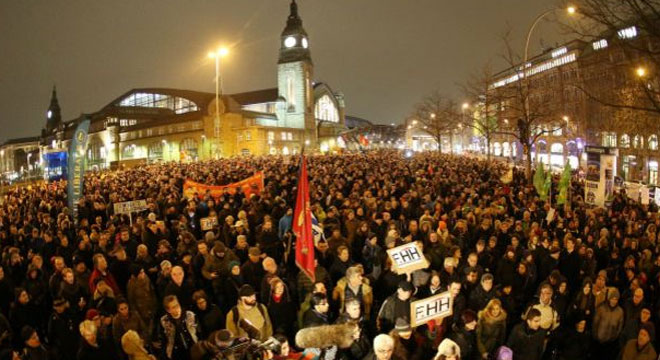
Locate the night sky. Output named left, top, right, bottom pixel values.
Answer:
left=0, top=0, right=568, bottom=143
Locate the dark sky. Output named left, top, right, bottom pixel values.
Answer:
left=0, top=0, right=568, bottom=143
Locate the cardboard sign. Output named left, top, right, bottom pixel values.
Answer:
left=387, top=242, right=429, bottom=274
left=200, top=217, right=219, bottom=231
left=113, top=200, right=147, bottom=215
left=410, top=291, right=453, bottom=327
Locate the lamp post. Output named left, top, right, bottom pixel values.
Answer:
left=208, top=47, right=229, bottom=156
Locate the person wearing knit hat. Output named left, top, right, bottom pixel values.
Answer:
left=434, top=338, right=460, bottom=360
left=592, top=286, right=624, bottom=359
left=227, top=260, right=241, bottom=273
left=86, top=308, right=101, bottom=321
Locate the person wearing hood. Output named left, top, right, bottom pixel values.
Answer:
left=21, top=326, right=50, bottom=360
left=593, top=287, right=624, bottom=358
left=433, top=338, right=461, bottom=360
left=476, top=299, right=507, bottom=359
left=620, top=325, right=657, bottom=360
left=506, top=308, right=545, bottom=360
left=121, top=330, right=156, bottom=360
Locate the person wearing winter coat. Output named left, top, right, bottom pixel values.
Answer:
left=20, top=326, right=50, bottom=360
left=557, top=317, right=591, bottom=360
left=335, top=298, right=372, bottom=360
left=10, top=288, right=40, bottom=349
left=620, top=325, right=657, bottom=360
left=449, top=310, right=479, bottom=360
left=126, top=266, right=157, bottom=338
left=77, top=320, right=116, bottom=360
left=332, top=265, right=373, bottom=319
left=192, top=290, right=225, bottom=340
left=377, top=281, right=414, bottom=333
left=111, top=298, right=147, bottom=354
left=593, top=288, right=624, bottom=358
left=121, top=330, right=156, bottom=360
left=266, top=278, right=296, bottom=338
left=388, top=318, right=424, bottom=360
left=506, top=308, right=545, bottom=360
left=47, top=298, right=80, bottom=360
left=159, top=295, right=199, bottom=360
left=476, top=299, right=507, bottom=359
left=468, top=273, right=495, bottom=312
left=566, top=277, right=595, bottom=324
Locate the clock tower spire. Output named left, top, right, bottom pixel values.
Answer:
left=46, top=85, right=61, bottom=133
left=278, top=0, right=314, bottom=134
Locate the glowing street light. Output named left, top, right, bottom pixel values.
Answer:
left=208, top=46, right=230, bottom=141
left=636, top=66, right=648, bottom=78
left=462, top=103, right=470, bottom=110
left=567, top=5, right=577, bottom=15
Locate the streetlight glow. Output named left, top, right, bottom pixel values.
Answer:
left=636, top=66, right=647, bottom=78
left=562, top=115, right=570, bottom=122
left=567, top=6, right=577, bottom=15
left=462, top=103, right=469, bottom=110
left=208, top=47, right=229, bottom=59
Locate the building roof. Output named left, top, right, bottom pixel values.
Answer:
left=229, top=88, right=280, bottom=105
left=103, top=88, right=216, bottom=111
left=2, top=136, right=40, bottom=147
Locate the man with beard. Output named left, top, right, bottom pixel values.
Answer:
left=159, top=295, right=199, bottom=360
left=225, top=285, right=273, bottom=342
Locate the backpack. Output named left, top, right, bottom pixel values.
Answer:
left=231, top=303, right=268, bottom=332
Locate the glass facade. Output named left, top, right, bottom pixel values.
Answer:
left=118, top=93, right=199, bottom=114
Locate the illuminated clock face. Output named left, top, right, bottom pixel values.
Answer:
left=47, top=110, right=52, bottom=119
left=284, top=36, right=296, bottom=48
left=302, top=38, right=308, bottom=48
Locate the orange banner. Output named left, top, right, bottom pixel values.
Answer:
left=183, top=172, right=265, bottom=200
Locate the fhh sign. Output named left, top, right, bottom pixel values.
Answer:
left=387, top=242, right=429, bottom=274
left=410, top=291, right=453, bottom=327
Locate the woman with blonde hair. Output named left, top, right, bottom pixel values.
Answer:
left=476, top=298, right=507, bottom=359
left=121, top=330, right=156, bottom=360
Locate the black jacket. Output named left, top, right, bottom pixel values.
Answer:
left=506, top=323, right=545, bottom=360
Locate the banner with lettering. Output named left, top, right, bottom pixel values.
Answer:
left=387, top=242, right=429, bottom=274
left=67, top=116, right=91, bottom=222
left=183, top=172, right=264, bottom=200
left=410, top=291, right=453, bottom=327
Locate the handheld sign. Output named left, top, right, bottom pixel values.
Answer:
left=410, top=291, right=453, bottom=327
left=200, top=217, right=219, bottom=231
left=386, top=242, right=429, bottom=274
left=113, top=200, right=148, bottom=226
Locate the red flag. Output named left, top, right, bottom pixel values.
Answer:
left=294, top=155, right=315, bottom=282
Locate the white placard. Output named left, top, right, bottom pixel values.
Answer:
left=387, top=242, right=429, bottom=274
left=410, top=291, right=453, bottom=327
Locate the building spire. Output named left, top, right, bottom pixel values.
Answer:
left=290, top=0, right=298, bottom=18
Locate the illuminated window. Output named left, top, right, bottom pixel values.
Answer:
left=649, top=135, right=658, bottom=150
left=634, top=135, right=644, bottom=149
left=592, top=39, right=608, bottom=50
left=287, top=132, right=293, bottom=141
left=602, top=132, right=617, bottom=147
left=281, top=132, right=287, bottom=140
left=551, top=47, right=567, bottom=58
left=118, top=92, right=199, bottom=114
left=618, top=26, right=638, bottom=39
left=268, top=131, right=275, bottom=140
left=315, top=95, right=339, bottom=123
left=246, top=131, right=251, bottom=141
left=620, top=134, right=630, bottom=148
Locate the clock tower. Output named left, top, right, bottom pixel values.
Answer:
left=278, top=0, right=315, bottom=135
left=46, top=85, right=62, bottom=134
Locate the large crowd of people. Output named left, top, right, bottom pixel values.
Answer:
left=0, top=150, right=657, bottom=360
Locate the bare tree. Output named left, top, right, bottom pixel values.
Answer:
left=412, top=91, right=461, bottom=153
left=563, top=0, right=660, bottom=114
left=493, top=30, right=564, bottom=183
left=460, top=62, right=502, bottom=160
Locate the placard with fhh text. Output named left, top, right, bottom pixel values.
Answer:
left=386, top=242, right=429, bottom=274
left=410, top=291, right=453, bottom=327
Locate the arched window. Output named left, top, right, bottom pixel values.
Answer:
left=493, top=142, right=502, bottom=156
left=118, top=93, right=199, bottom=114
left=649, top=135, right=658, bottom=150
left=314, top=95, right=339, bottom=123
left=634, top=135, right=644, bottom=149
left=148, top=142, right=163, bottom=160
left=87, top=138, right=103, bottom=163
left=620, top=134, right=630, bottom=148
left=502, top=142, right=511, bottom=157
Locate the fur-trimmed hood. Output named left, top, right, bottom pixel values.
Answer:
left=295, top=323, right=357, bottom=349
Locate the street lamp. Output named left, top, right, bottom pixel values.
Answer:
left=462, top=103, right=470, bottom=110
left=636, top=66, right=647, bottom=78
left=208, top=47, right=230, bottom=141
left=524, top=6, right=577, bottom=66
